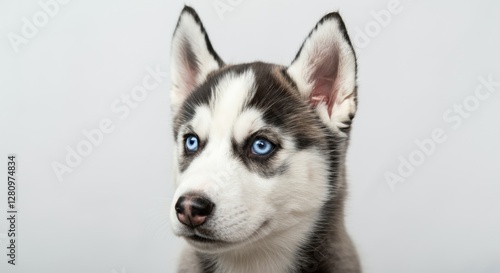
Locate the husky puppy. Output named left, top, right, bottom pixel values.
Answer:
left=169, top=6, right=360, bottom=273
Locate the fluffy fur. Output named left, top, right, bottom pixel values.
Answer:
left=169, top=6, right=360, bottom=273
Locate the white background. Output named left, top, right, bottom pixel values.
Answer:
left=1, top=0, right=499, bottom=273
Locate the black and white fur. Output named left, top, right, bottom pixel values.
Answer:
left=169, top=6, right=360, bottom=273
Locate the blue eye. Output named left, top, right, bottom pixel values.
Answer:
left=185, top=135, right=199, bottom=152
left=251, top=138, right=275, bottom=156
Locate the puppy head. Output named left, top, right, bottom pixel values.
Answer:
left=169, top=6, right=357, bottom=253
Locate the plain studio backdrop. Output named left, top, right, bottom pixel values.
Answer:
left=0, top=0, right=499, bottom=272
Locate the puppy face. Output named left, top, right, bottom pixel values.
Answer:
left=169, top=7, right=357, bottom=253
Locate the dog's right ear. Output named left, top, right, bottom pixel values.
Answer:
left=170, top=6, right=224, bottom=113
left=287, top=13, right=357, bottom=136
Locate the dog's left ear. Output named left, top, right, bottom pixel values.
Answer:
left=288, top=13, right=357, bottom=136
left=170, top=6, right=224, bottom=113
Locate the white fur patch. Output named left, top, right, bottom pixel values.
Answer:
left=190, top=105, right=212, bottom=140
left=210, top=69, right=257, bottom=139
left=232, top=108, right=265, bottom=143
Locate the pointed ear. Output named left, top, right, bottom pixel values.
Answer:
left=287, top=13, right=357, bottom=136
left=170, top=6, right=224, bottom=113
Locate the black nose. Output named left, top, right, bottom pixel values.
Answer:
left=175, top=195, right=214, bottom=228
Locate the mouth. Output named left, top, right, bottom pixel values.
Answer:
left=181, top=220, right=270, bottom=247
left=187, top=233, right=227, bottom=244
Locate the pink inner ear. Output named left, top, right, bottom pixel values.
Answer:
left=308, top=49, right=340, bottom=118
left=178, top=37, right=202, bottom=99
left=180, top=64, right=198, bottom=96
left=310, top=77, right=339, bottom=117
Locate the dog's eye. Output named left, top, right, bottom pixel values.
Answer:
left=251, top=138, right=275, bottom=156
left=185, top=135, right=199, bottom=153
